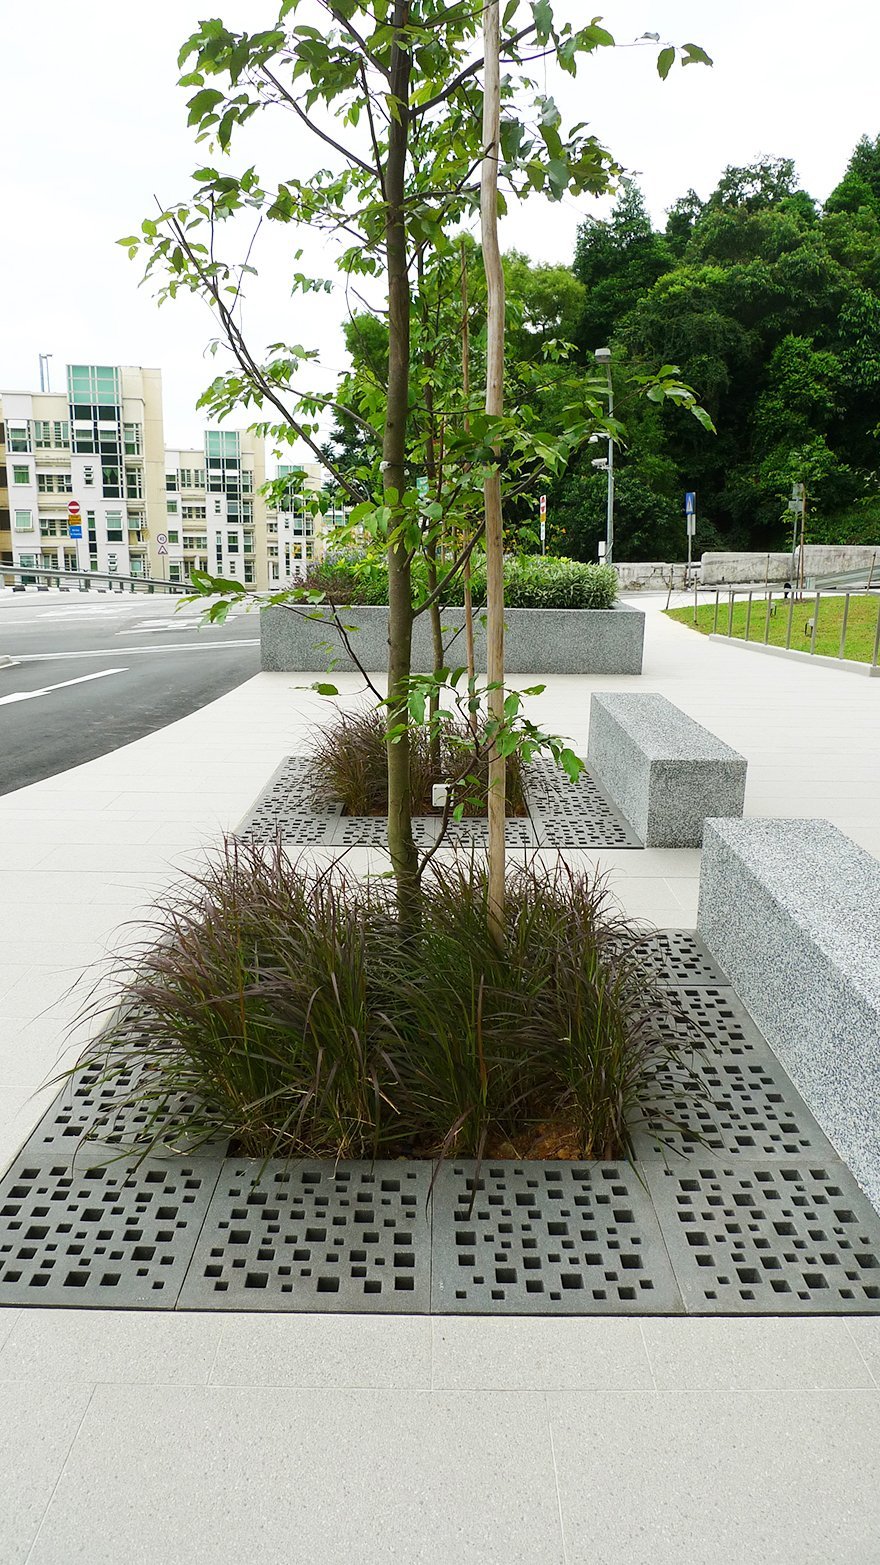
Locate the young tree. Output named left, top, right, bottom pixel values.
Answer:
left=124, top=4, right=710, bottom=919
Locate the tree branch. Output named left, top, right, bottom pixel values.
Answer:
left=257, top=63, right=376, bottom=177
left=409, top=23, right=537, bottom=120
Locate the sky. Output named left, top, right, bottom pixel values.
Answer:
left=2, top=1, right=879, bottom=452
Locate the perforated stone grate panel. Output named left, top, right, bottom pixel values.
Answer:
left=0, top=1156, right=221, bottom=1307
left=179, top=1160, right=432, bottom=1312
left=527, top=759, right=640, bottom=848
left=646, top=1161, right=880, bottom=1313
left=633, top=1051, right=829, bottom=1162
left=654, top=986, right=770, bottom=1058
left=630, top=931, right=729, bottom=988
left=25, top=1047, right=229, bottom=1163
left=431, top=1160, right=682, bottom=1314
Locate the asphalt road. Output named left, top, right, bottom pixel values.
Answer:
left=0, top=589, right=261, bottom=795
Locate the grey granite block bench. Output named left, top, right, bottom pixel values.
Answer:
left=698, top=817, right=880, bottom=1212
left=587, top=692, right=747, bottom=847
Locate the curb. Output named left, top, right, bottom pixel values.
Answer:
left=0, top=656, right=18, bottom=670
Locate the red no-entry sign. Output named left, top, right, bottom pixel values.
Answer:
left=68, top=501, right=81, bottom=516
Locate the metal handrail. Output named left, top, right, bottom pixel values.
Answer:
left=0, top=565, right=186, bottom=595
left=709, top=585, right=880, bottom=670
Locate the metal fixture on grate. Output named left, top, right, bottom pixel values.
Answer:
left=0, top=1156, right=221, bottom=1307
left=235, top=753, right=639, bottom=849
left=646, top=1161, right=880, bottom=1313
left=634, top=1052, right=829, bottom=1162
left=179, top=1160, right=432, bottom=1312
left=431, top=1160, right=682, bottom=1314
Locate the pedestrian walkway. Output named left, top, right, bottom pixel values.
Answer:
left=0, top=597, right=879, bottom=1563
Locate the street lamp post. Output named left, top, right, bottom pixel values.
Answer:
left=594, top=346, right=614, bottom=565
left=38, top=353, right=53, bottom=393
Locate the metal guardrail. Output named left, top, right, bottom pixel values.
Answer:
left=710, top=586, right=880, bottom=671
left=0, top=565, right=187, bottom=595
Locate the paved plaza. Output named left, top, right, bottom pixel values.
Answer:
left=1, top=596, right=879, bottom=1562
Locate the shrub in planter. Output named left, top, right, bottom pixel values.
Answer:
left=311, top=708, right=526, bottom=817
left=303, top=551, right=619, bottom=612
left=76, top=844, right=701, bottom=1164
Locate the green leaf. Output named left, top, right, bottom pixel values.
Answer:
left=311, top=682, right=339, bottom=696
left=682, top=42, right=713, bottom=68
left=657, top=46, right=676, bottom=80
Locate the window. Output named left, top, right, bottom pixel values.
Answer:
left=243, top=531, right=254, bottom=553
left=101, top=466, right=121, bottom=498
left=242, top=500, right=253, bottom=523
left=64, top=550, right=77, bottom=572
left=12, top=465, right=29, bottom=486
left=214, top=499, right=222, bottom=514
left=166, top=529, right=179, bottom=545
left=84, top=466, right=95, bottom=486
left=169, top=562, right=182, bottom=582
left=73, top=426, right=95, bottom=454
left=242, top=470, right=253, bottom=494
left=227, top=532, right=239, bottom=553
left=14, top=510, right=33, bottom=531
left=87, top=512, right=96, bottom=542
left=166, top=473, right=177, bottom=492
left=244, top=560, right=255, bottom=584
left=54, top=420, right=69, bottom=448
left=106, top=511, right=124, bottom=543
left=33, top=421, right=51, bottom=449
left=183, top=534, right=207, bottom=550
left=8, top=425, right=29, bottom=452
left=182, top=504, right=206, bottom=521
left=126, top=468, right=143, bottom=500
left=40, top=551, right=59, bottom=569
left=40, top=519, right=67, bottom=538
left=18, top=553, right=37, bottom=568
left=123, top=423, right=142, bottom=456
left=67, top=364, right=120, bottom=408
left=166, top=500, right=178, bottom=515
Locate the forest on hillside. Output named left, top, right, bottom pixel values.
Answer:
left=328, top=135, right=880, bottom=562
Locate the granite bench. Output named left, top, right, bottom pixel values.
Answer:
left=698, top=817, right=880, bottom=1212
left=587, top=692, right=747, bottom=847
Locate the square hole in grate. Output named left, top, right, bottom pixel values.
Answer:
left=646, top=1162, right=880, bottom=1314
left=0, top=1156, right=221, bottom=1308
left=431, top=1161, right=682, bottom=1314
left=178, top=1160, right=432, bottom=1312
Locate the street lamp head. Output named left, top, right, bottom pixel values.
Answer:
left=593, top=346, right=611, bottom=363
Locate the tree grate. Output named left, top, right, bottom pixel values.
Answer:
left=26, top=1045, right=229, bottom=1163
left=626, top=930, right=729, bottom=987
left=430, top=1160, right=682, bottom=1314
left=178, top=1160, right=432, bottom=1312
left=0, top=1156, right=221, bottom=1308
left=646, top=1161, right=880, bottom=1313
left=235, top=753, right=640, bottom=849
left=633, top=1051, right=830, bottom=1162
left=654, top=986, right=770, bottom=1057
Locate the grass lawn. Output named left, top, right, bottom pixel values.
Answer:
left=667, top=592, right=880, bottom=665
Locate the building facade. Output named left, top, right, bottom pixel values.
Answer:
left=0, top=364, right=336, bottom=589
left=0, top=365, right=166, bottom=581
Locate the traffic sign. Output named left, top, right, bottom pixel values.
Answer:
left=156, top=532, right=168, bottom=544
left=67, top=500, right=81, bottom=516
left=539, top=494, right=547, bottom=518
left=68, top=525, right=82, bottom=540
left=157, top=542, right=169, bottom=556
left=684, top=491, right=696, bottom=515
left=686, top=515, right=696, bottom=537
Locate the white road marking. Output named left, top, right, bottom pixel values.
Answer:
left=0, top=668, right=127, bottom=706
left=15, top=640, right=259, bottom=660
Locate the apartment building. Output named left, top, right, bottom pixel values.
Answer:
left=0, top=362, right=339, bottom=589
left=0, top=365, right=165, bottom=580
left=163, top=429, right=268, bottom=590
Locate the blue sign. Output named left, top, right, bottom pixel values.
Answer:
left=68, top=524, right=82, bottom=539
left=684, top=491, right=696, bottom=515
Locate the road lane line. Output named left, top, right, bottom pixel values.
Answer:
left=14, top=640, right=259, bottom=660
left=0, top=668, right=128, bottom=706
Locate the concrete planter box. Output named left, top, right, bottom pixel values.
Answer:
left=260, top=602, right=644, bottom=675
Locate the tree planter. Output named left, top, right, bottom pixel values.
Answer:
left=260, top=602, right=645, bottom=676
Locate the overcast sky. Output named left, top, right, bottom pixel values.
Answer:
left=2, top=1, right=878, bottom=452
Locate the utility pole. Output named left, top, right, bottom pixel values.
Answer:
left=594, top=347, right=614, bottom=563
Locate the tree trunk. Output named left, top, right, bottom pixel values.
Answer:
left=384, top=2, right=418, bottom=923
left=480, top=0, right=506, bottom=946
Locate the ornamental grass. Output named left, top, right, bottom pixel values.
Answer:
left=73, top=843, right=700, bottom=1165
